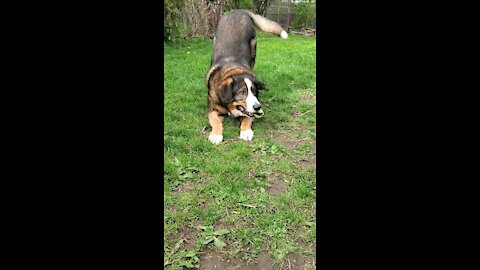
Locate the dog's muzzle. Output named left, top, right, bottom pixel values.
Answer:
left=237, top=105, right=264, bottom=118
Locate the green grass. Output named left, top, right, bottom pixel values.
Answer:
left=164, top=33, right=316, bottom=269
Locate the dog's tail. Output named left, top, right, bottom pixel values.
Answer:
left=242, top=10, right=288, bottom=39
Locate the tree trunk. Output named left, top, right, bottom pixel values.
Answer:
left=252, top=0, right=272, bottom=16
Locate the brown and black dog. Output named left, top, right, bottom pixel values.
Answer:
left=205, top=10, right=287, bottom=144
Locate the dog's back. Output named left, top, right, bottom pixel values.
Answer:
left=212, top=11, right=256, bottom=68
left=211, top=10, right=287, bottom=69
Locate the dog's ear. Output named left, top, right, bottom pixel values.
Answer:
left=219, top=77, right=235, bottom=106
left=206, top=65, right=221, bottom=88
left=255, top=80, right=267, bottom=90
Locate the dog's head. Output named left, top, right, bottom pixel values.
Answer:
left=219, top=75, right=266, bottom=118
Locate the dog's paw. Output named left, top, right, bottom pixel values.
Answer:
left=239, top=129, right=254, bottom=141
left=209, top=133, right=223, bottom=145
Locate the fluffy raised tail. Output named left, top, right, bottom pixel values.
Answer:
left=242, top=10, right=288, bottom=39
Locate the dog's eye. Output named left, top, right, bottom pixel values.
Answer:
left=238, top=88, right=246, bottom=95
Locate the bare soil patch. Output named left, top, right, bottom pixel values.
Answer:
left=256, top=251, right=276, bottom=270
left=280, top=252, right=316, bottom=270
left=267, top=172, right=288, bottom=196
left=195, top=223, right=316, bottom=270
left=182, top=226, right=197, bottom=250
left=290, top=227, right=316, bottom=270
left=198, top=252, right=229, bottom=270
left=198, top=250, right=276, bottom=270
left=215, top=219, right=237, bottom=232
left=197, top=246, right=253, bottom=270
left=198, top=249, right=315, bottom=270
left=296, top=157, right=315, bottom=168
left=174, top=182, right=196, bottom=193
left=167, top=225, right=198, bottom=251
left=271, top=133, right=297, bottom=150
left=299, top=94, right=316, bottom=105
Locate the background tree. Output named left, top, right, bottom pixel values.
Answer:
left=232, top=0, right=240, bottom=9
left=164, top=0, right=315, bottom=40
left=252, top=0, right=272, bottom=16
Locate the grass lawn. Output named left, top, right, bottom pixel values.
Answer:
left=164, top=33, right=316, bottom=270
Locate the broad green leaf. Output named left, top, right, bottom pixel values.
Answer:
left=185, top=166, right=199, bottom=173
left=203, top=226, right=213, bottom=234
left=305, top=221, right=315, bottom=227
left=213, top=229, right=229, bottom=236
left=180, top=261, right=194, bottom=268
left=183, top=172, right=194, bottom=179
left=174, top=157, right=181, bottom=167
left=184, top=251, right=196, bottom=257
left=202, top=237, right=214, bottom=245
left=270, top=144, right=279, bottom=154
left=213, top=238, right=225, bottom=248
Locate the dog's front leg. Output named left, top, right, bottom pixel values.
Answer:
left=208, top=111, right=224, bottom=144
left=239, top=117, right=254, bottom=141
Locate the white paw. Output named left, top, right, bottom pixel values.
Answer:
left=239, top=129, right=254, bottom=141
left=209, top=133, right=223, bottom=145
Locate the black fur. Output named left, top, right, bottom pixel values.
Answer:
left=219, top=80, right=234, bottom=107
left=211, top=10, right=257, bottom=69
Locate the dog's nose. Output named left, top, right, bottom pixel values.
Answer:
left=253, top=104, right=262, bottom=111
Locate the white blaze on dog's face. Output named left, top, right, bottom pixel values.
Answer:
left=244, top=78, right=260, bottom=113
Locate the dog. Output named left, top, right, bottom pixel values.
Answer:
left=205, top=9, right=288, bottom=145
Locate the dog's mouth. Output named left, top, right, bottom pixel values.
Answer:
left=236, top=105, right=264, bottom=118
left=236, top=105, right=253, bottom=117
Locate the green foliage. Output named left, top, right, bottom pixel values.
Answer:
left=238, top=0, right=254, bottom=9
left=292, top=0, right=316, bottom=29
left=251, top=142, right=285, bottom=155
left=199, top=226, right=230, bottom=249
left=164, top=0, right=188, bottom=41
left=164, top=239, right=200, bottom=269
left=164, top=21, right=188, bottom=42
left=226, top=0, right=254, bottom=9
left=166, top=157, right=200, bottom=187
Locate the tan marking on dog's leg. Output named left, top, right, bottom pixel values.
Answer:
left=240, top=117, right=253, bottom=131
left=239, top=117, right=254, bottom=141
left=208, top=111, right=224, bottom=144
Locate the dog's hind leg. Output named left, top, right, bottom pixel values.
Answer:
left=208, top=111, right=224, bottom=144
left=211, top=36, right=216, bottom=67
left=250, top=38, right=256, bottom=69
